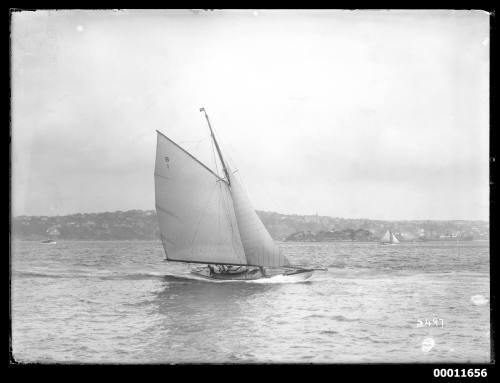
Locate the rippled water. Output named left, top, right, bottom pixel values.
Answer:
left=11, top=240, right=490, bottom=363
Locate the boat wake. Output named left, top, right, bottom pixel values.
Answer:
left=252, top=273, right=314, bottom=284
left=16, top=269, right=173, bottom=281
left=15, top=269, right=314, bottom=284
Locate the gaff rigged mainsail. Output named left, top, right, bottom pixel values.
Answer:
left=154, top=119, right=290, bottom=268
left=155, top=131, right=247, bottom=265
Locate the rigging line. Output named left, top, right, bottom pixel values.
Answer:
left=201, top=108, right=231, bottom=184
left=190, top=134, right=211, bottom=157
left=211, top=130, right=229, bottom=260
left=178, top=135, right=210, bottom=145
left=178, top=135, right=211, bottom=164
left=215, top=169, right=242, bottom=263
left=189, top=180, right=218, bottom=256
left=209, top=129, right=222, bottom=180
left=223, top=195, right=241, bottom=265
left=221, top=182, right=242, bottom=262
left=229, top=197, right=247, bottom=264
left=210, top=131, right=224, bottom=255
left=216, top=177, right=222, bottom=249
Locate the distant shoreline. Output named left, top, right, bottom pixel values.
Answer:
left=11, top=239, right=489, bottom=244
left=11, top=209, right=489, bottom=242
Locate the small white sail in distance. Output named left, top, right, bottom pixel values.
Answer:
left=381, top=230, right=391, bottom=243
left=390, top=231, right=400, bottom=244
left=381, top=230, right=399, bottom=244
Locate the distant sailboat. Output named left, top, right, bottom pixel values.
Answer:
left=381, top=230, right=399, bottom=245
left=41, top=226, right=59, bottom=244
left=154, top=108, right=323, bottom=280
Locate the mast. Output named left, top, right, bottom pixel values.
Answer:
left=200, top=107, right=231, bottom=186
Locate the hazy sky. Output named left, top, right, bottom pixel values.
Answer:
left=11, top=9, right=489, bottom=220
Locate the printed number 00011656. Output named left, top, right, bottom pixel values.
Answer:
left=433, top=369, right=487, bottom=377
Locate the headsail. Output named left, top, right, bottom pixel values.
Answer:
left=391, top=232, right=400, bottom=244
left=154, top=131, right=247, bottom=265
left=198, top=108, right=289, bottom=267
left=227, top=167, right=290, bottom=267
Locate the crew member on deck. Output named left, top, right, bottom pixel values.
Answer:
left=208, top=265, right=215, bottom=275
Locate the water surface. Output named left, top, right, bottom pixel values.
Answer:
left=11, top=240, right=490, bottom=363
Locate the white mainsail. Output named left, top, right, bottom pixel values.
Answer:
left=155, top=131, right=247, bottom=265
left=381, top=230, right=391, bottom=243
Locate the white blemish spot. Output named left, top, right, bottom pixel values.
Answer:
left=471, top=295, right=489, bottom=306
left=421, top=337, right=435, bottom=352
left=76, top=25, right=84, bottom=32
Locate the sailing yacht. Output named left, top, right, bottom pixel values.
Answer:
left=41, top=226, right=58, bottom=244
left=154, top=108, right=321, bottom=281
left=41, top=239, right=57, bottom=244
left=380, top=230, right=400, bottom=245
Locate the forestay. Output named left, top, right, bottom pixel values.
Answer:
left=154, top=131, right=247, bottom=265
